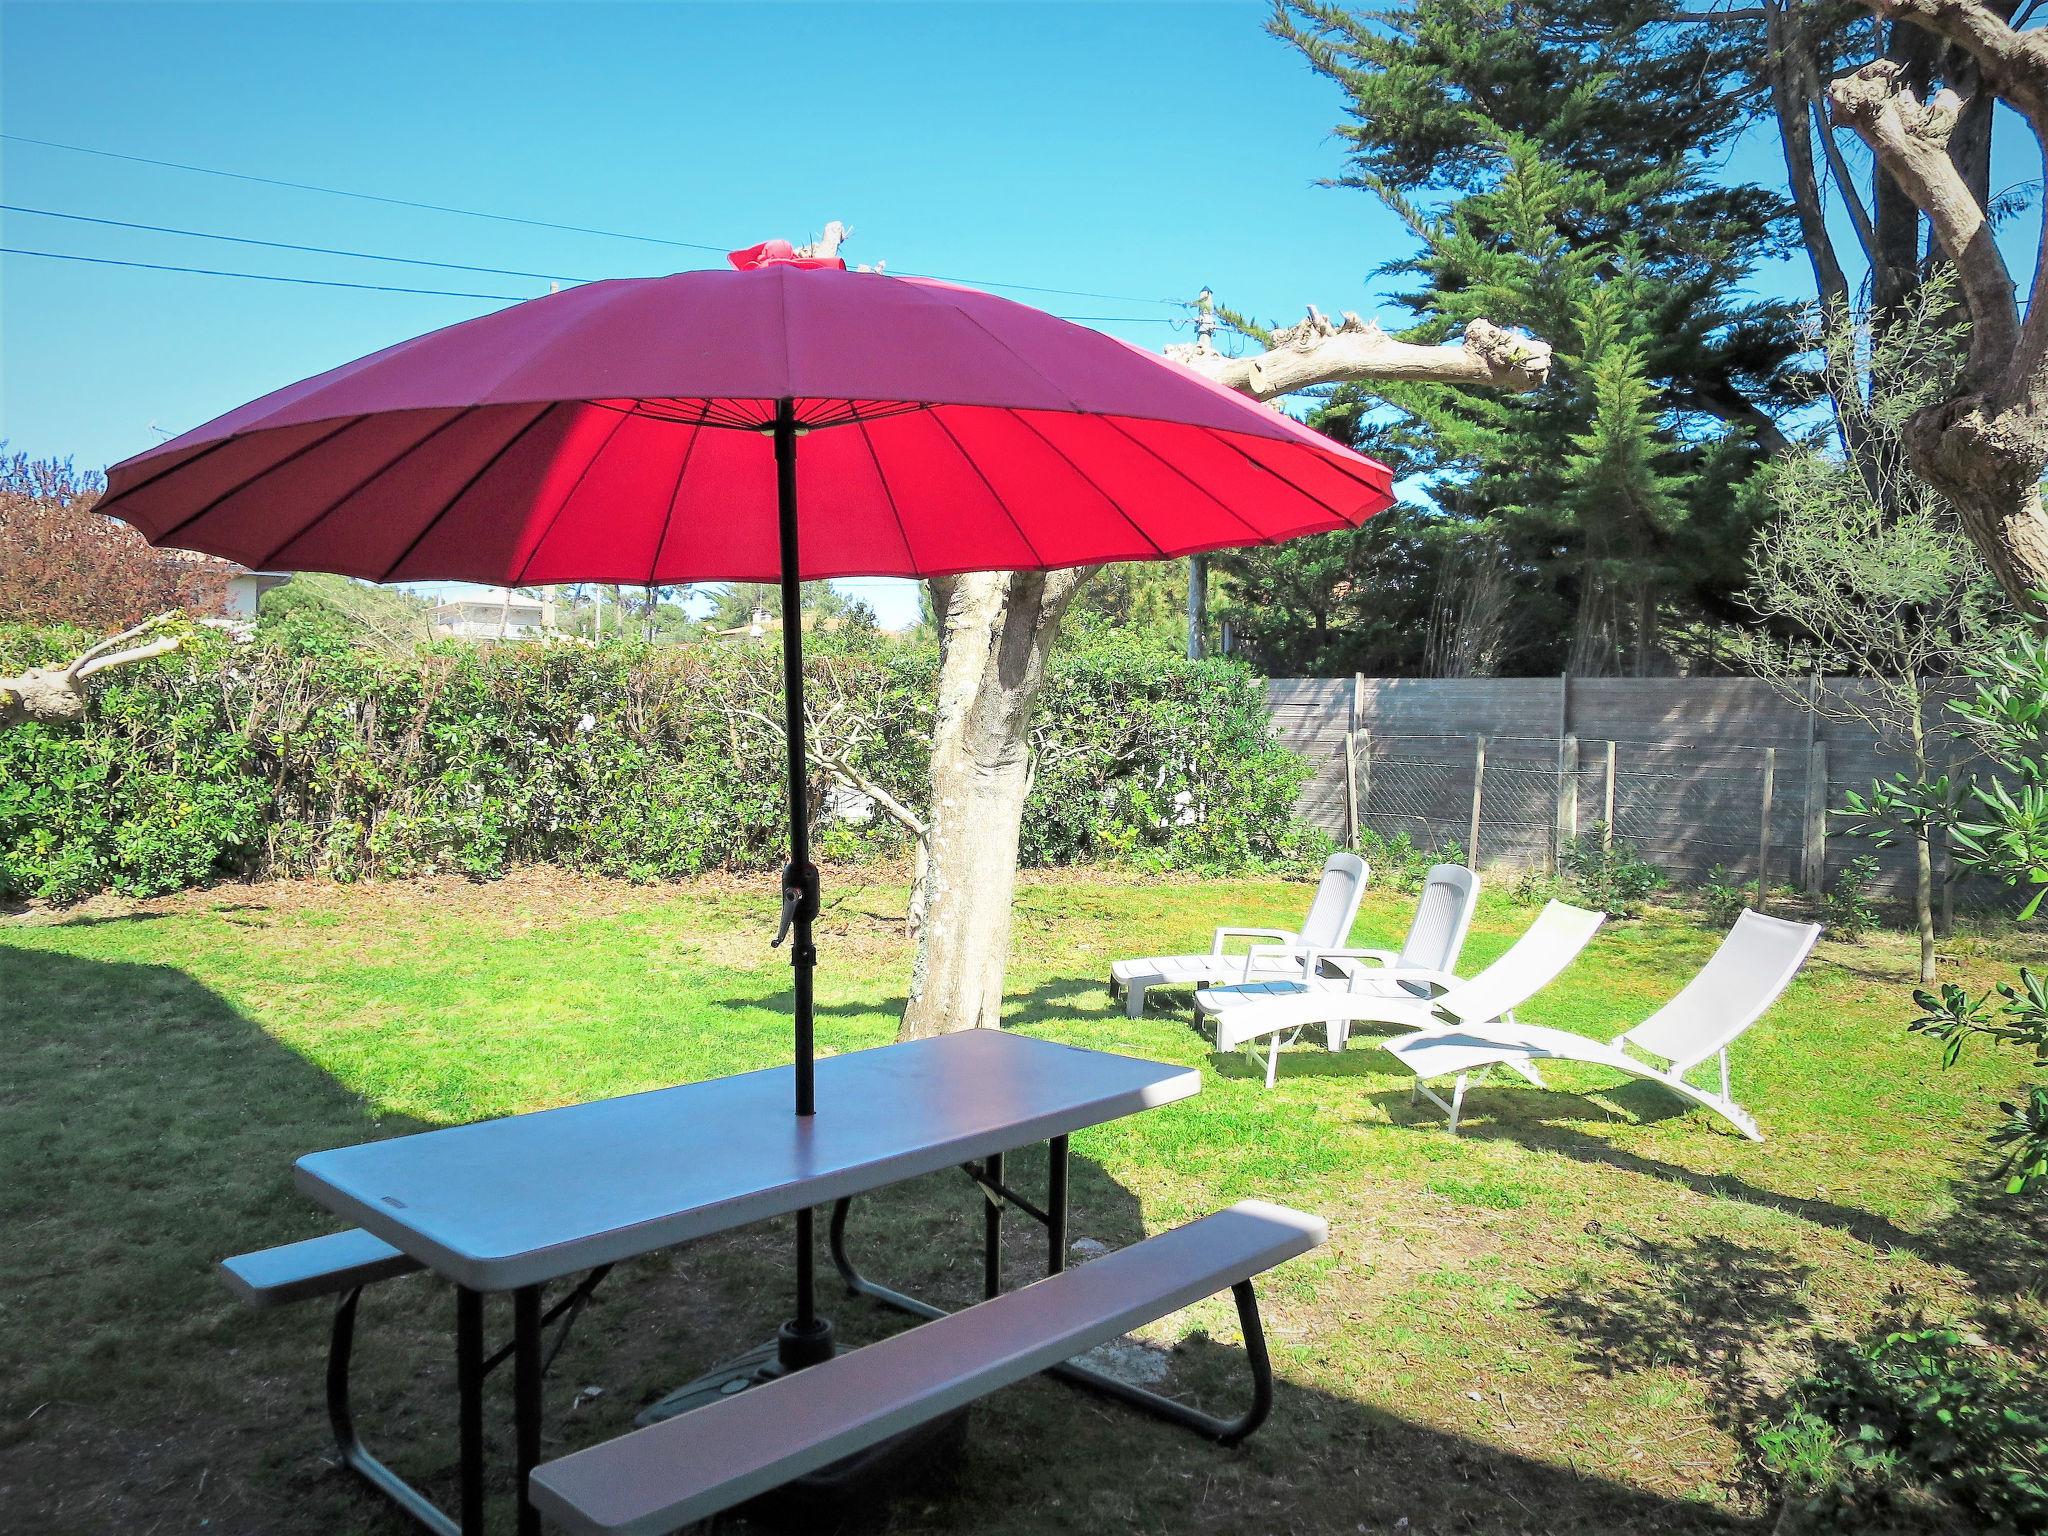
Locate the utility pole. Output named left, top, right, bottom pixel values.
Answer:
left=1186, top=288, right=1217, bottom=661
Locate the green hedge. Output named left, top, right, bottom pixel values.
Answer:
left=0, top=626, right=1326, bottom=903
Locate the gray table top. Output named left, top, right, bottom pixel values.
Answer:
left=295, top=1030, right=1200, bottom=1291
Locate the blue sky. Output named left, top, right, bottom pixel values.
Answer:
left=0, top=1, right=2014, bottom=626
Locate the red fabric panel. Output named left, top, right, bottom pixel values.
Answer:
left=176, top=410, right=466, bottom=572
left=97, top=263, right=1398, bottom=583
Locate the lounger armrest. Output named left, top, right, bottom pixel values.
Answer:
left=1241, top=942, right=1318, bottom=983
left=1211, top=926, right=1298, bottom=956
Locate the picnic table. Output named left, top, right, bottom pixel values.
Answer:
left=268, top=1030, right=1208, bottom=1534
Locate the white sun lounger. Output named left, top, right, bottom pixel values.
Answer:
left=1382, top=908, right=1822, bottom=1140
left=1198, top=900, right=1605, bottom=1087
left=1107, top=852, right=1368, bottom=1019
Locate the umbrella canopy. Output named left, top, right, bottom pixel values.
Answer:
left=99, top=243, right=1395, bottom=1373
left=98, top=253, right=1392, bottom=585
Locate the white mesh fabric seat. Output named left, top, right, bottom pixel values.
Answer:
left=1382, top=908, right=1822, bottom=1139
left=1197, top=900, right=1603, bottom=1088
left=1107, top=852, right=1368, bottom=1019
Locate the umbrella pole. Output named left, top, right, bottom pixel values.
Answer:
left=772, top=396, right=832, bottom=1371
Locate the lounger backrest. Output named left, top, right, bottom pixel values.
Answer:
left=1619, top=909, right=1821, bottom=1072
left=1436, top=900, right=1604, bottom=1026
left=1298, top=852, right=1369, bottom=950
left=1396, top=864, right=1480, bottom=972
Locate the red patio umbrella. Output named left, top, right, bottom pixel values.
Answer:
left=97, top=239, right=1395, bottom=1364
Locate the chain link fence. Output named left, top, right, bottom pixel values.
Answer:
left=1270, top=676, right=2014, bottom=911
left=1353, top=731, right=1815, bottom=889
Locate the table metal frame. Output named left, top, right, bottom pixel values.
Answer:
left=828, top=1132, right=1275, bottom=1447
left=321, top=1128, right=1274, bottom=1535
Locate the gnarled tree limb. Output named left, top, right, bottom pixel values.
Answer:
left=1828, top=59, right=2021, bottom=380
left=1167, top=307, right=1552, bottom=400
left=0, top=612, right=184, bottom=727
left=1825, top=0, right=2048, bottom=608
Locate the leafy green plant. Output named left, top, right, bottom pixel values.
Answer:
left=1559, top=823, right=1663, bottom=917
left=1701, top=864, right=1752, bottom=928
left=1354, top=828, right=1465, bottom=895
left=1769, top=1326, right=2048, bottom=1532
left=0, top=624, right=1329, bottom=903
left=1909, top=970, right=2048, bottom=1191
left=1838, top=620, right=2048, bottom=1192
left=1822, top=855, right=1883, bottom=942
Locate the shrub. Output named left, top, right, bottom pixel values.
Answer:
left=0, top=624, right=1329, bottom=902
left=1823, top=855, right=1883, bottom=941
left=1355, top=828, right=1465, bottom=895
left=1766, top=1326, right=2048, bottom=1533
left=1559, top=823, right=1663, bottom=917
left=1702, top=864, right=1753, bottom=928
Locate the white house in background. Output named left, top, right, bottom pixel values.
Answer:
left=225, top=571, right=292, bottom=617
left=431, top=585, right=555, bottom=639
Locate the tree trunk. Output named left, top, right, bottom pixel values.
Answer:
left=1914, top=829, right=1937, bottom=982
left=892, top=311, right=1553, bottom=1042
left=1827, top=17, right=2048, bottom=609
left=1902, top=402, right=2048, bottom=605
left=1908, top=701, right=1938, bottom=982
left=898, top=569, right=1089, bottom=1038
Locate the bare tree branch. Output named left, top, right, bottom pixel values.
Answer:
left=1168, top=308, right=1552, bottom=399
left=0, top=612, right=185, bottom=727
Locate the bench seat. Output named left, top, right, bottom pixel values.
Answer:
left=221, top=1229, right=423, bottom=1309
left=530, top=1199, right=1326, bottom=1536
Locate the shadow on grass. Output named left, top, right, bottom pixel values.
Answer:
left=1, top=947, right=1767, bottom=1536
left=1433, top=1109, right=2048, bottom=1304
left=1532, top=1232, right=1815, bottom=1449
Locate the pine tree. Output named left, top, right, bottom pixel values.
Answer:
left=1223, top=0, right=1809, bottom=675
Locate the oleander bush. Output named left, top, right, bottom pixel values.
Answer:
left=0, top=623, right=1322, bottom=903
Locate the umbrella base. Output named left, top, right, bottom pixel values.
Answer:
left=636, top=1326, right=966, bottom=1523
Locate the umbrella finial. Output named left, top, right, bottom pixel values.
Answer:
left=727, top=231, right=849, bottom=272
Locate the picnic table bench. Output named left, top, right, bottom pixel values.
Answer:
left=221, top=1031, right=1323, bottom=1534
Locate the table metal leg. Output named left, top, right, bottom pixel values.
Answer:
left=513, top=1286, right=542, bottom=1536
left=326, top=1287, right=460, bottom=1536
left=456, top=1287, right=486, bottom=1536
left=827, top=1139, right=1276, bottom=1445
left=982, top=1152, right=1003, bottom=1299
left=1047, top=1134, right=1069, bottom=1276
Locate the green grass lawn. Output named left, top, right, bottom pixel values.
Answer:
left=2, top=868, right=2041, bottom=1534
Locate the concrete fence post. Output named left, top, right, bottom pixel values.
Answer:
left=1603, top=741, right=1617, bottom=850
left=1757, top=747, right=1776, bottom=912
left=1343, top=731, right=1360, bottom=852
left=1554, top=735, right=1579, bottom=874
left=1468, top=735, right=1487, bottom=867
left=1803, top=739, right=1828, bottom=896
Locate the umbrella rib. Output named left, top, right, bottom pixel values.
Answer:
left=512, top=406, right=633, bottom=587
left=899, top=279, right=1084, bottom=414
left=1206, top=429, right=1376, bottom=526
left=144, top=419, right=366, bottom=548
left=372, top=402, right=561, bottom=582
left=999, top=408, right=1166, bottom=561
left=253, top=410, right=478, bottom=573
left=1236, top=426, right=1395, bottom=501
left=98, top=436, right=243, bottom=521
left=644, top=420, right=705, bottom=586
left=1097, top=417, right=1270, bottom=544
left=852, top=418, right=921, bottom=574
left=926, top=412, right=1046, bottom=569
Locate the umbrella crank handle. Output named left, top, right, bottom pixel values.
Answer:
left=773, top=862, right=821, bottom=950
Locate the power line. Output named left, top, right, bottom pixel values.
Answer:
left=2, top=132, right=1191, bottom=309
left=0, top=133, right=730, bottom=253
left=0, top=243, right=1181, bottom=323
left=1, top=203, right=600, bottom=284
left=0, top=246, right=526, bottom=300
